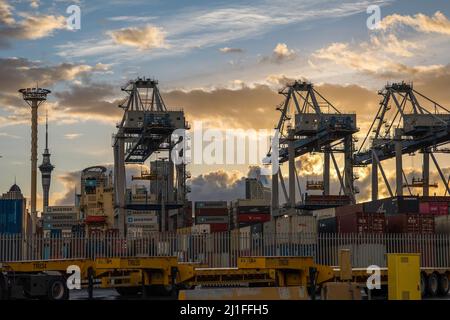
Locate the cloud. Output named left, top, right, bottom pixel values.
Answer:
left=0, top=58, right=112, bottom=126
left=109, top=24, right=166, bottom=50
left=272, top=43, right=296, bottom=62
left=54, top=82, right=122, bottom=121
left=29, top=0, right=39, bottom=9
left=379, top=11, right=450, bottom=35
left=312, top=37, right=443, bottom=78
left=219, top=47, right=243, bottom=53
left=0, top=0, right=14, bottom=25
left=0, top=132, right=20, bottom=139
left=0, top=2, right=67, bottom=46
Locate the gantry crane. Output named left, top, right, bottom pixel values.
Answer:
left=354, top=82, right=450, bottom=200
left=267, top=80, right=358, bottom=215
left=113, top=78, right=189, bottom=234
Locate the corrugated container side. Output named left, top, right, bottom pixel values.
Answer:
left=209, top=223, right=228, bottom=233
left=386, top=214, right=434, bottom=234
left=337, top=213, right=385, bottom=234
left=312, top=207, right=336, bottom=220
left=237, top=213, right=270, bottom=223
left=195, top=215, right=229, bottom=224
left=435, top=216, right=450, bottom=234
left=195, top=208, right=229, bottom=216
left=237, top=206, right=271, bottom=214
left=335, top=204, right=364, bottom=216
left=317, top=217, right=337, bottom=233
left=291, top=215, right=317, bottom=233
left=275, top=216, right=291, bottom=234
left=263, top=220, right=276, bottom=234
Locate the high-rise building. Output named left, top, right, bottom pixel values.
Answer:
left=39, top=112, right=54, bottom=210
left=0, top=184, right=28, bottom=235
left=245, top=178, right=271, bottom=200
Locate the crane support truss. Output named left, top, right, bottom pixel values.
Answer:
left=113, top=78, right=189, bottom=234
left=354, top=82, right=450, bottom=199
left=268, top=81, right=358, bottom=211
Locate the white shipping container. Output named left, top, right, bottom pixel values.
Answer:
left=263, top=220, right=276, bottom=235
left=291, top=215, right=317, bottom=234
left=312, top=207, right=336, bottom=220
left=435, top=215, right=450, bottom=234
left=276, top=216, right=291, bottom=234
left=191, top=224, right=210, bottom=234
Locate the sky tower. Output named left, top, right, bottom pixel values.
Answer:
left=39, top=111, right=54, bottom=210
left=18, top=87, right=51, bottom=228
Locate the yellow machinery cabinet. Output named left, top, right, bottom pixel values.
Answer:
left=387, top=254, right=421, bottom=300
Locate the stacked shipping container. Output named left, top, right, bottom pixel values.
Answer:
left=195, top=201, right=229, bottom=233
left=232, top=199, right=271, bottom=228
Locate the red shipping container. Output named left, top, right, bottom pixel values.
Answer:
left=209, top=223, right=228, bottom=233
left=419, top=202, right=430, bottom=214
left=237, top=214, right=271, bottom=223
left=195, top=208, right=229, bottom=216
left=386, top=214, right=435, bottom=234
left=335, top=204, right=364, bottom=216
left=337, top=213, right=385, bottom=234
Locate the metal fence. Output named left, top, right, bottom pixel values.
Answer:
left=1, top=232, right=450, bottom=269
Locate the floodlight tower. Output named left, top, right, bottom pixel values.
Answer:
left=18, top=87, right=51, bottom=230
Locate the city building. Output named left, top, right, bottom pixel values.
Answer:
left=80, top=166, right=115, bottom=232
left=0, top=183, right=28, bottom=235
left=39, top=112, right=54, bottom=211
left=245, top=178, right=271, bottom=201
left=42, top=205, right=80, bottom=238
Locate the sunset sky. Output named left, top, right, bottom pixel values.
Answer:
left=0, top=0, right=450, bottom=209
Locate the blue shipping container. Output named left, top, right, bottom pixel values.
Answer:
left=0, top=199, right=23, bottom=234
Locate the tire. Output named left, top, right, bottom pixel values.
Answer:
left=0, top=274, right=6, bottom=300
left=426, top=273, right=439, bottom=297
left=438, top=274, right=450, bottom=296
left=420, top=273, right=427, bottom=297
left=115, top=286, right=141, bottom=297
left=47, top=278, right=69, bottom=300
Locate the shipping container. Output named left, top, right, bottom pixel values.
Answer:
left=194, top=201, right=227, bottom=209
left=312, top=207, right=336, bottom=220
left=251, top=223, right=264, bottom=234
left=195, top=215, right=229, bottom=224
left=209, top=223, right=228, bottom=233
left=304, top=194, right=351, bottom=206
left=386, top=214, right=435, bottom=234
left=337, top=213, right=386, bottom=234
left=263, top=220, right=276, bottom=234
left=434, top=215, right=450, bottom=234
left=317, top=217, right=337, bottom=233
left=291, top=215, right=317, bottom=234
left=236, top=206, right=271, bottom=215
left=195, top=207, right=229, bottom=216
left=191, top=224, right=210, bottom=235
left=237, top=213, right=270, bottom=223
left=335, top=204, right=364, bottom=216
left=363, top=196, right=419, bottom=215
left=276, top=216, right=291, bottom=234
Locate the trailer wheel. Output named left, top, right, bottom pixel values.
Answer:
left=115, top=286, right=141, bottom=297
left=420, top=273, right=427, bottom=297
left=0, top=274, right=6, bottom=299
left=438, top=274, right=450, bottom=296
left=47, top=278, right=69, bottom=300
left=426, top=273, right=439, bottom=297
